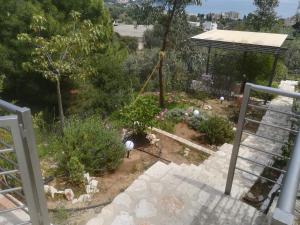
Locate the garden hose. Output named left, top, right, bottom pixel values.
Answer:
left=48, top=200, right=112, bottom=212
left=136, top=147, right=171, bottom=163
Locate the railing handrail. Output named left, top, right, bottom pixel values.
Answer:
left=247, top=83, right=300, bottom=99
left=0, top=99, right=25, bottom=114
left=223, top=82, right=300, bottom=225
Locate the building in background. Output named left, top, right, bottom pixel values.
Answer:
left=188, top=21, right=201, bottom=27
left=202, top=21, right=218, bottom=31
left=222, top=11, right=240, bottom=20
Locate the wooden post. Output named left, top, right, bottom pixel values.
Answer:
left=240, top=51, right=248, bottom=94
left=268, top=54, right=280, bottom=87
left=206, top=46, right=211, bottom=75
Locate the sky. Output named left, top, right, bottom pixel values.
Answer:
left=186, top=0, right=299, bottom=18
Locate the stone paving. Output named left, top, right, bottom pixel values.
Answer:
left=0, top=194, right=30, bottom=225
left=236, top=80, right=298, bottom=188
left=86, top=81, right=297, bottom=225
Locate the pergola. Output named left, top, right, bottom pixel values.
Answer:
left=191, top=30, right=288, bottom=87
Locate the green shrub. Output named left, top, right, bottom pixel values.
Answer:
left=251, top=81, right=278, bottom=101
left=198, top=116, right=234, bottom=145
left=67, top=156, right=84, bottom=184
left=48, top=116, right=125, bottom=183
left=194, top=91, right=209, bottom=101
left=187, top=115, right=202, bottom=130
left=120, top=95, right=160, bottom=134
left=156, top=119, right=176, bottom=133
left=293, top=99, right=300, bottom=115
left=187, top=110, right=208, bottom=130
left=165, top=108, right=186, bottom=123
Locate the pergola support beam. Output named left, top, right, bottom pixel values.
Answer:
left=206, top=46, right=211, bottom=75
left=268, top=54, right=280, bottom=87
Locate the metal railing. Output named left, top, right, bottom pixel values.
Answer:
left=272, top=132, right=300, bottom=225
left=0, top=99, right=50, bottom=225
left=224, top=83, right=300, bottom=225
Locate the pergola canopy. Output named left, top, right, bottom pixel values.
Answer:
left=191, top=30, right=288, bottom=54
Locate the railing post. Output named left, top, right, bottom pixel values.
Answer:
left=17, top=108, right=50, bottom=225
left=271, top=132, right=300, bottom=225
left=225, top=83, right=251, bottom=195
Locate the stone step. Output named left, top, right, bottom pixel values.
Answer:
left=86, top=161, right=267, bottom=225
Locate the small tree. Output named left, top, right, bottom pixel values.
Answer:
left=133, top=0, right=201, bottom=108
left=18, top=11, right=111, bottom=131
left=252, top=0, right=279, bottom=31
left=120, top=95, right=160, bottom=134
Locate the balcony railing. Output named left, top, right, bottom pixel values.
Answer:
left=224, top=83, right=300, bottom=225
left=0, top=99, right=50, bottom=225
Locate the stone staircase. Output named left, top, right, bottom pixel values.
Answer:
left=86, top=143, right=267, bottom=225
left=86, top=81, right=299, bottom=225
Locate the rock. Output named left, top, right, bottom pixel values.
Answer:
left=44, top=185, right=58, bottom=198
left=64, top=189, right=74, bottom=201
left=44, top=185, right=49, bottom=193
left=146, top=133, right=160, bottom=145
left=72, top=194, right=91, bottom=204
left=183, top=148, right=191, bottom=157
left=246, top=192, right=255, bottom=200
left=72, top=194, right=92, bottom=204
left=84, top=173, right=91, bottom=183
left=203, top=104, right=212, bottom=110
left=86, top=185, right=91, bottom=194
left=258, top=195, right=264, bottom=202
left=78, top=194, right=91, bottom=202
left=90, top=179, right=99, bottom=193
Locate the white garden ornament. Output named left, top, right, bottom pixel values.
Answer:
left=193, top=109, right=200, bottom=117
left=125, top=140, right=134, bottom=151
left=220, top=96, right=225, bottom=104
left=125, top=140, right=134, bottom=158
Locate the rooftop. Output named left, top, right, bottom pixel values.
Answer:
left=191, top=30, right=288, bottom=54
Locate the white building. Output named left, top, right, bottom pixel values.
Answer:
left=202, top=21, right=218, bottom=31
left=188, top=21, right=201, bottom=27
left=222, top=11, right=240, bottom=20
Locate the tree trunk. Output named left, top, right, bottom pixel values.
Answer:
left=56, top=75, right=65, bottom=132
left=158, top=0, right=179, bottom=108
